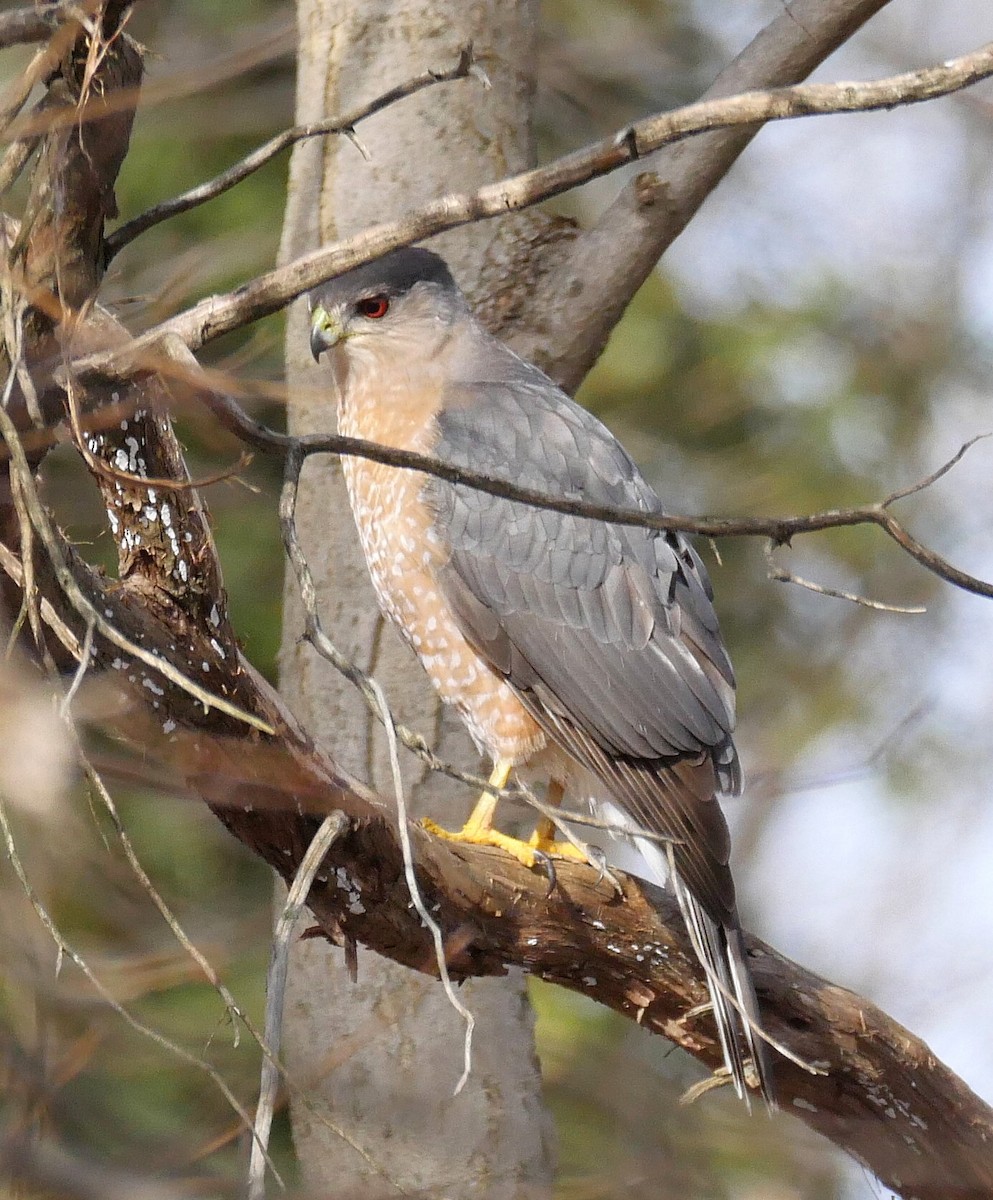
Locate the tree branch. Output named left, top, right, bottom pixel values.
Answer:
left=67, top=37, right=993, bottom=376
left=3, top=527, right=992, bottom=1198
left=0, top=3, right=79, bottom=51
left=103, top=44, right=482, bottom=260
left=146, top=367, right=993, bottom=601
left=513, top=0, right=898, bottom=384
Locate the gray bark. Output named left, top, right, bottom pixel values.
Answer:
left=277, top=2, right=556, bottom=1195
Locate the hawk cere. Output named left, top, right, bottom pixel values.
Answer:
left=309, top=247, right=774, bottom=1109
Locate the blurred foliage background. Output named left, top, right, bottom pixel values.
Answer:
left=1, top=1, right=992, bottom=1197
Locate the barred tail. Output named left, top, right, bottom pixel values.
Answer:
left=599, top=800, right=776, bottom=1110
left=673, top=875, right=776, bottom=1112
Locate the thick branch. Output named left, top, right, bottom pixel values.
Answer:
left=515, top=0, right=897, bottom=384
left=1, top=531, right=992, bottom=1198
left=69, top=38, right=993, bottom=374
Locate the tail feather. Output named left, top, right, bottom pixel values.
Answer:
left=673, top=875, right=776, bottom=1112
left=594, top=800, right=776, bottom=1110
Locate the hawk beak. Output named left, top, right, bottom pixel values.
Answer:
left=310, top=305, right=344, bottom=360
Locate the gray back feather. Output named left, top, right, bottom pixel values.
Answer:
left=426, top=362, right=738, bottom=774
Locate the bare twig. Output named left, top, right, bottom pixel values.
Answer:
left=105, top=45, right=480, bottom=259
left=881, top=432, right=992, bottom=505
left=79, top=746, right=257, bottom=1050
left=71, top=40, right=993, bottom=372
left=227, top=379, right=993, bottom=600
left=763, top=542, right=928, bottom=614
left=369, top=677, right=475, bottom=1096
left=247, top=810, right=349, bottom=1200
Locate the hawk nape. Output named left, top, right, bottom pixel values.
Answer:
left=309, top=245, right=775, bottom=1110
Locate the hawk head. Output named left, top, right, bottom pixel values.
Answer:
left=309, top=247, right=465, bottom=368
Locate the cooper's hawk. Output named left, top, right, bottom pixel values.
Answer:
left=309, top=247, right=775, bottom=1109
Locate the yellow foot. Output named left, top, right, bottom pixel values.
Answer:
left=421, top=816, right=590, bottom=871
left=526, top=823, right=587, bottom=862
left=421, top=817, right=547, bottom=869
left=420, top=762, right=591, bottom=872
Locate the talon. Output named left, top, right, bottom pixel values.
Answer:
left=581, top=846, right=623, bottom=896
left=586, top=844, right=608, bottom=882
left=420, top=763, right=603, bottom=880
left=526, top=818, right=587, bottom=863
left=421, top=816, right=541, bottom=869
left=532, top=848, right=557, bottom=897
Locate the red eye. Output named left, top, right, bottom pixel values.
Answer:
left=356, top=295, right=389, bottom=319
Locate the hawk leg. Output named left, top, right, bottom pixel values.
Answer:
left=422, top=762, right=586, bottom=869
left=527, top=779, right=585, bottom=861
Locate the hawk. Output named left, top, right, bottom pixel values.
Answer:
left=309, top=246, right=774, bottom=1108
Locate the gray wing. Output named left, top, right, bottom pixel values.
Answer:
left=425, top=371, right=742, bottom=925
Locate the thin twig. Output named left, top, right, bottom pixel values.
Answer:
left=247, top=810, right=349, bottom=1200
left=227, top=375, right=992, bottom=600
left=763, top=542, right=927, bottom=614
left=105, top=45, right=480, bottom=259
left=60, top=618, right=95, bottom=713
left=368, top=677, right=475, bottom=1096
left=0, top=541, right=82, bottom=659
left=0, top=336, right=43, bottom=656
left=882, top=432, right=993, bottom=506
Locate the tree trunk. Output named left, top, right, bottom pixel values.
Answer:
left=277, top=3, right=556, bottom=1194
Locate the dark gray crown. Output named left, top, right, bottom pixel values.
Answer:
left=314, top=246, right=456, bottom=306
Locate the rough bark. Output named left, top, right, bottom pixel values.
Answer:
left=277, top=2, right=560, bottom=1194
